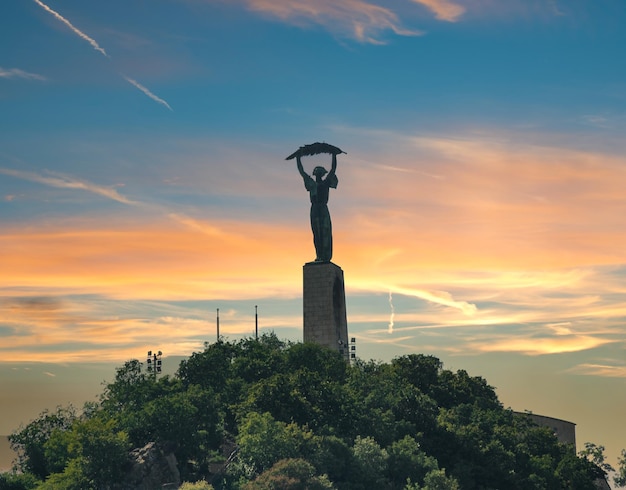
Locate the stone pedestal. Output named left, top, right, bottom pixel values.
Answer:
left=303, top=261, right=349, bottom=360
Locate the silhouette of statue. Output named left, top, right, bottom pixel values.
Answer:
left=286, top=143, right=344, bottom=263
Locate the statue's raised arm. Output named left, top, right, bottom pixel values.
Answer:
left=296, top=155, right=308, bottom=179
left=328, top=153, right=337, bottom=178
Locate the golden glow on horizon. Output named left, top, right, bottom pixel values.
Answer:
left=1, top=131, right=625, bottom=367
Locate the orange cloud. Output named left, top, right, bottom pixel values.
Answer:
left=333, top=131, right=626, bottom=273
left=0, top=218, right=307, bottom=301
left=469, top=336, right=616, bottom=356
left=240, top=0, right=421, bottom=43
left=410, top=0, right=465, bottom=22
left=2, top=128, right=625, bottom=364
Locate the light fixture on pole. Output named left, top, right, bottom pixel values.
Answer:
left=146, top=350, right=163, bottom=374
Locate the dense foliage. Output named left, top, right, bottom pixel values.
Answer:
left=4, top=334, right=616, bottom=489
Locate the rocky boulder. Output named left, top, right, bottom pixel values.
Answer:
left=120, top=441, right=180, bottom=490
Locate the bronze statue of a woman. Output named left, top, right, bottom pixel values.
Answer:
left=286, top=143, right=344, bottom=263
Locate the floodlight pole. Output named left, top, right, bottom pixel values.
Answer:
left=349, top=337, right=357, bottom=363
left=146, top=350, right=163, bottom=375
left=217, top=308, right=220, bottom=342
left=255, top=305, right=258, bottom=340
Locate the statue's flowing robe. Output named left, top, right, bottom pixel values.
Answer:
left=303, top=173, right=338, bottom=262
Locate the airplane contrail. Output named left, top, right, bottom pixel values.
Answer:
left=388, top=290, right=395, bottom=334
left=33, top=0, right=108, bottom=57
left=393, top=286, right=477, bottom=315
left=123, top=76, right=173, bottom=111
left=32, top=0, right=173, bottom=110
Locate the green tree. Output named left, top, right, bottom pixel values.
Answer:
left=71, top=417, right=130, bottom=484
left=555, top=451, right=604, bottom=490
left=40, top=416, right=130, bottom=488
left=391, top=354, right=442, bottom=394
left=386, top=436, right=438, bottom=489
left=233, top=412, right=301, bottom=479
left=0, top=472, right=40, bottom=490
left=179, top=481, right=215, bottom=490
left=243, top=458, right=335, bottom=490
left=350, top=436, right=389, bottom=490
left=231, top=334, right=288, bottom=385
left=422, top=469, right=460, bottom=490
left=177, top=341, right=241, bottom=433
left=239, top=368, right=351, bottom=436
left=35, top=458, right=90, bottom=490
left=42, top=427, right=74, bottom=475
left=579, top=442, right=614, bottom=474
left=239, top=372, right=315, bottom=430
left=8, top=405, right=77, bottom=479
left=405, top=469, right=460, bottom=490
left=121, top=383, right=222, bottom=472
left=303, top=435, right=352, bottom=485
left=4, top=338, right=610, bottom=490
left=100, top=360, right=152, bottom=412
left=346, top=361, right=436, bottom=447
left=435, top=405, right=541, bottom=489
left=285, top=343, right=347, bottom=383
left=177, top=341, right=239, bottom=393
left=614, top=449, right=626, bottom=488
left=432, top=369, right=500, bottom=410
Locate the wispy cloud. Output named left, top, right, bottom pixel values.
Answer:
left=214, top=0, right=570, bottom=39
left=32, top=0, right=108, bottom=57
left=0, top=166, right=251, bottom=241
left=0, top=67, right=46, bottom=81
left=122, top=76, right=173, bottom=111
left=167, top=213, right=229, bottom=238
left=242, top=0, right=421, bottom=43
left=547, top=0, right=566, bottom=17
left=0, top=294, right=287, bottom=363
left=0, top=168, right=137, bottom=205
left=565, top=362, right=626, bottom=378
left=410, top=0, right=466, bottom=22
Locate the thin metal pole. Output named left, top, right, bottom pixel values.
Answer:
left=217, top=308, right=220, bottom=342
left=255, top=305, right=258, bottom=340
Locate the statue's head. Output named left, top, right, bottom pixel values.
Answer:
left=312, top=166, right=328, bottom=177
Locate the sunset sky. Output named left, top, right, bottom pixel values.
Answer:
left=1, top=0, right=625, bottom=473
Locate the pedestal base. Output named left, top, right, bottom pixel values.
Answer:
left=303, top=262, right=349, bottom=360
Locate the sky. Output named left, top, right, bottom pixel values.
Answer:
left=1, top=0, right=625, bottom=476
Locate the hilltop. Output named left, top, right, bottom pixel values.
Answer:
left=2, top=334, right=620, bottom=489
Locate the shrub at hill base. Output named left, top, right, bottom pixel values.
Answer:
left=6, top=334, right=614, bottom=489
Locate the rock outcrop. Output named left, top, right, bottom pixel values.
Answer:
left=120, top=442, right=180, bottom=490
